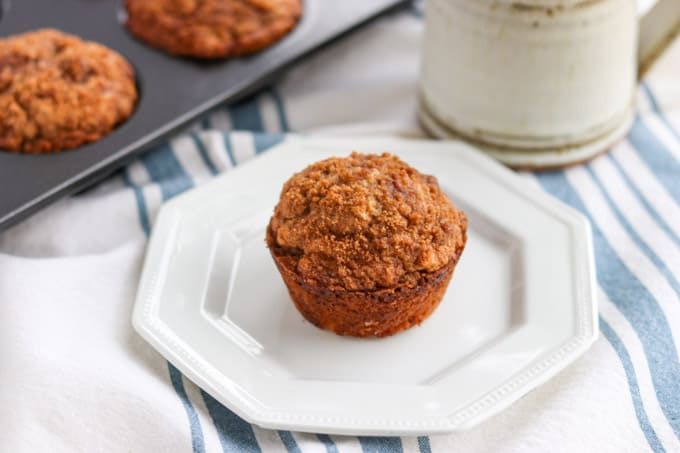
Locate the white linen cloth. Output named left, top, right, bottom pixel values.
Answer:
left=2, top=6, right=680, bottom=453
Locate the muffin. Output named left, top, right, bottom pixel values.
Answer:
left=0, top=29, right=137, bottom=153
left=266, top=152, right=467, bottom=337
left=125, top=0, right=303, bottom=59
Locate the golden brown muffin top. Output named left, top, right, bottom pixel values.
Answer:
left=269, top=152, right=467, bottom=291
left=125, top=0, right=302, bottom=59
left=0, top=29, right=137, bottom=153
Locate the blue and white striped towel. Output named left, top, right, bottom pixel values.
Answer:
left=2, top=5, right=680, bottom=453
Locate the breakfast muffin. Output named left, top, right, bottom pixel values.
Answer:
left=266, top=152, right=468, bottom=337
left=0, top=29, right=137, bottom=153
left=125, top=0, right=303, bottom=59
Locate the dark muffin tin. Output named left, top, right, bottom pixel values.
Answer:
left=0, top=0, right=407, bottom=231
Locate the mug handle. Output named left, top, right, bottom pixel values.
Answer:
left=638, top=0, right=680, bottom=78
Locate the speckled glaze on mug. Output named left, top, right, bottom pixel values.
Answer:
left=419, top=0, right=680, bottom=169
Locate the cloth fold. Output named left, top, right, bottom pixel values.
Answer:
left=2, top=6, right=680, bottom=453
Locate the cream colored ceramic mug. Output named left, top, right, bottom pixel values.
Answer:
left=418, top=0, right=680, bottom=169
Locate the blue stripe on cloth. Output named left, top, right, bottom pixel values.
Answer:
left=316, top=434, right=339, bottom=453
left=642, top=82, right=680, bottom=143
left=628, top=116, right=680, bottom=204
left=200, top=390, right=262, bottom=453
left=222, top=134, right=237, bottom=167
left=191, top=133, right=219, bottom=176
left=358, top=437, right=403, bottom=453
left=409, top=0, right=424, bottom=17
left=140, top=144, right=194, bottom=199
left=122, top=155, right=206, bottom=453
left=229, top=96, right=265, bottom=131
left=600, top=318, right=665, bottom=452
left=537, top=170, right=680, bottom=440
left=607, top=154, right=680, bottom=247
left=278, top=431, right=302, bottom=453
left=253, top=133, right=285, bottom=154
left=269, top=88, right=290, bottom=132
left=169, top=364, right=207, bottom=453
left=417, top=436, right=431, bottom=453
left=121, top=170, right=150, bottom=236
left=584, top=164, right=680, bottom=298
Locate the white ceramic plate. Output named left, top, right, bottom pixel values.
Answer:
left=133, top=136, right=598, bottom=436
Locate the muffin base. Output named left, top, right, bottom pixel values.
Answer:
left=267, top=225, right=466, bottom=338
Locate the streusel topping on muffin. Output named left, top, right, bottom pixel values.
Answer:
left=269, top=152, right=467, bottom=291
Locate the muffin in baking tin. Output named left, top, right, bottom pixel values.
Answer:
left=124, top=0, right=302, bottom=59
left=0, top=29, right=137, bottom=153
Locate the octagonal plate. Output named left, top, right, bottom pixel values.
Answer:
left=133, top=136, right=597, bottom=435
